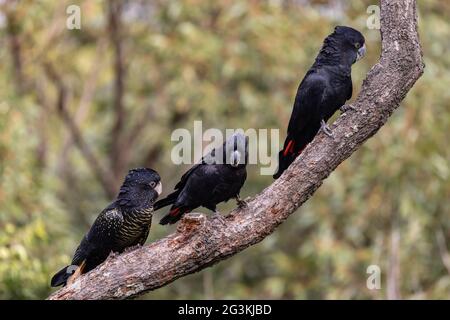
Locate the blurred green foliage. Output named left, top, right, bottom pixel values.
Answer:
left=0, top=0, right=449, bottom=299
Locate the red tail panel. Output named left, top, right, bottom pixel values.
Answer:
left=169, top=207, right=181, bottom=217
left=283, top=140, right=295, bottom=157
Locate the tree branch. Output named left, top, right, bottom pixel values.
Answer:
left=44, top=62, right=117, bottom=199
left=4, top=1, right=25, bottom=95
left=108, top=0, right=128, bottom=184
left=436, top=229, right=450, bottom=277
left=48, top=0, right=424, bottom=300
left=57, top=39, right=108, bottom=175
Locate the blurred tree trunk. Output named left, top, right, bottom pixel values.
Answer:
left=108, top=0, right=129, bottom=188
left=5, top=5, right=25, bottom=95
left=4, top=3, right=49, bottom=170
left=49, top=0, right=424, bottom=300
left=44, top=63, right=118, bottom=198
left=57, top=39, right=108, bottom=176
left=387, top=222, right=401, bottom=299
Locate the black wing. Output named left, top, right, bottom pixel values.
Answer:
left=174, top=143, right=225, bottom=191
left=174, top=163, right=202, bottom=190
left=175, top=165, right=219, bottom=206
left=274, top=73, right=329, bottom=179
left=287, top=73, right=328, bottom=136
left=153, top=163, right=203, bottom=211
left=51, top=205, right=124, bottom=287
left=72, top=205, right=124, bottom=271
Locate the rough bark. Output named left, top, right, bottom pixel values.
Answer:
left=48, top=0, right=424, bottom=300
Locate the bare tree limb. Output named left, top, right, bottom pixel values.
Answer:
left=4, top=2, right=25, bottom=95
left=44, top=63, right=117, bottom=198
left=108, top=0, right=128, bottom=184
left=48, top=0, right=424, bottom=300
left=436, top=229, right=450, bottom=276
left=387, top=221, right=401, bottom=299
left=57, top=39, right=108, bottom=174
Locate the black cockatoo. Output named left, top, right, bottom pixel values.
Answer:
left=154, top=132, right=248, bottom=225
left=50, top=168, right=162, bottom=287
left=273, top=26, right=366, bottom=179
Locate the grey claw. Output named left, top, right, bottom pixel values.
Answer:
left=340, top=104, right=356, bottom=113
left=320, top=120, right=333, bottom=137
left=236, top=195, right=248, bottom=209
left=237, top=200, right=247, bottom=209
left=213, top=211, right=227, bottom=225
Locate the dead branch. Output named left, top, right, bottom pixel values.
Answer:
left=48, top=0, right=424, bottom=300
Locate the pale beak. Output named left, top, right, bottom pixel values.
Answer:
left=154, top=181, right=162, bottom=195
left=230, top=150, right=241, bottom=167
left=356, top=44, right=366, bottom=61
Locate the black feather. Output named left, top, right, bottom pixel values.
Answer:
left=159, top=213, right=179, bottom=225
left=50, top=266, right=71, bottom=287
left=153, top=191, right=179, bottom=211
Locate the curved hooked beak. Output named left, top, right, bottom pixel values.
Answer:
left=356, top=44, right=366, bottom=61
left=154, top=181, right=162, bottom=195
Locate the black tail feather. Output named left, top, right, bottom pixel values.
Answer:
left=153, top=191, right=179, bottom=211
left=273, top=149, right=295, bottom=179
left=50, top=266, right=71, bottom=287
left=273, top=137, right=297, bottom=179
left=159, top=214, right=179, bottom=225
left=159, top=207, right=185, bottom=225
left=274, top=136, right=311, bottom=179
